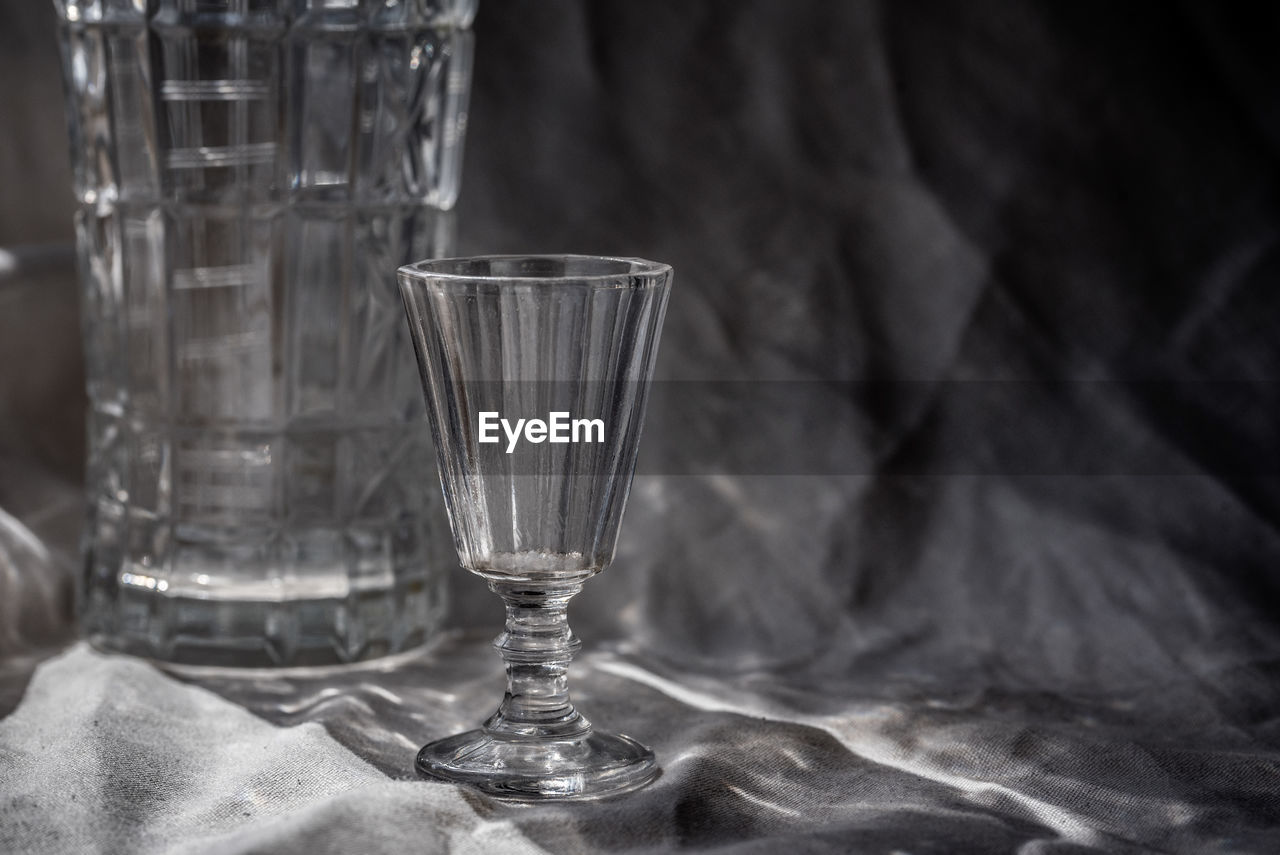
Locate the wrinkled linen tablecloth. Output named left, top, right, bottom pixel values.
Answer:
left=3, top=468, right=1280, bottom=853
left=4, top=1, right=1280, bottom=852
left=4, top=626, right=1278, bottom=854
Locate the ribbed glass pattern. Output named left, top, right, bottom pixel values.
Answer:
left=399, top=256, right=672, bottom=583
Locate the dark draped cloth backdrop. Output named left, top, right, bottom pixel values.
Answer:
left=2, top=2, right=1279, bottom=852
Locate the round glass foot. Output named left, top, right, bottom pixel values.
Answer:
left=416, top=729, right=659, bottom=801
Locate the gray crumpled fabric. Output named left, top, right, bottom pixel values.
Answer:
left=4, top=0, right=1280, bottom=852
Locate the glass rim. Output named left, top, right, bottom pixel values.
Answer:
left=397, top=254, right=671, bottom=286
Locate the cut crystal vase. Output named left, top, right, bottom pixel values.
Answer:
left=54, top=0, right=476, bottom=666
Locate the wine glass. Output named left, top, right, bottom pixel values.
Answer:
left=397, top=255, right=672, bottom=800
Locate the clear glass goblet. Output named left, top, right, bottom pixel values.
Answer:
left=398, top=255, right=672, bottom=800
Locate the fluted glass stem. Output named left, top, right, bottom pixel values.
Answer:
left=484, top=582, right=592, bottom=741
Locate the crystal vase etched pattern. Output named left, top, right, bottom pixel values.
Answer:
left=399, top=255, right=672, bottom=800
left=55, top=0, right=476, bottom=666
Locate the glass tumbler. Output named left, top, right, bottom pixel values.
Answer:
left=53, top=0, right=476, bottom=666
